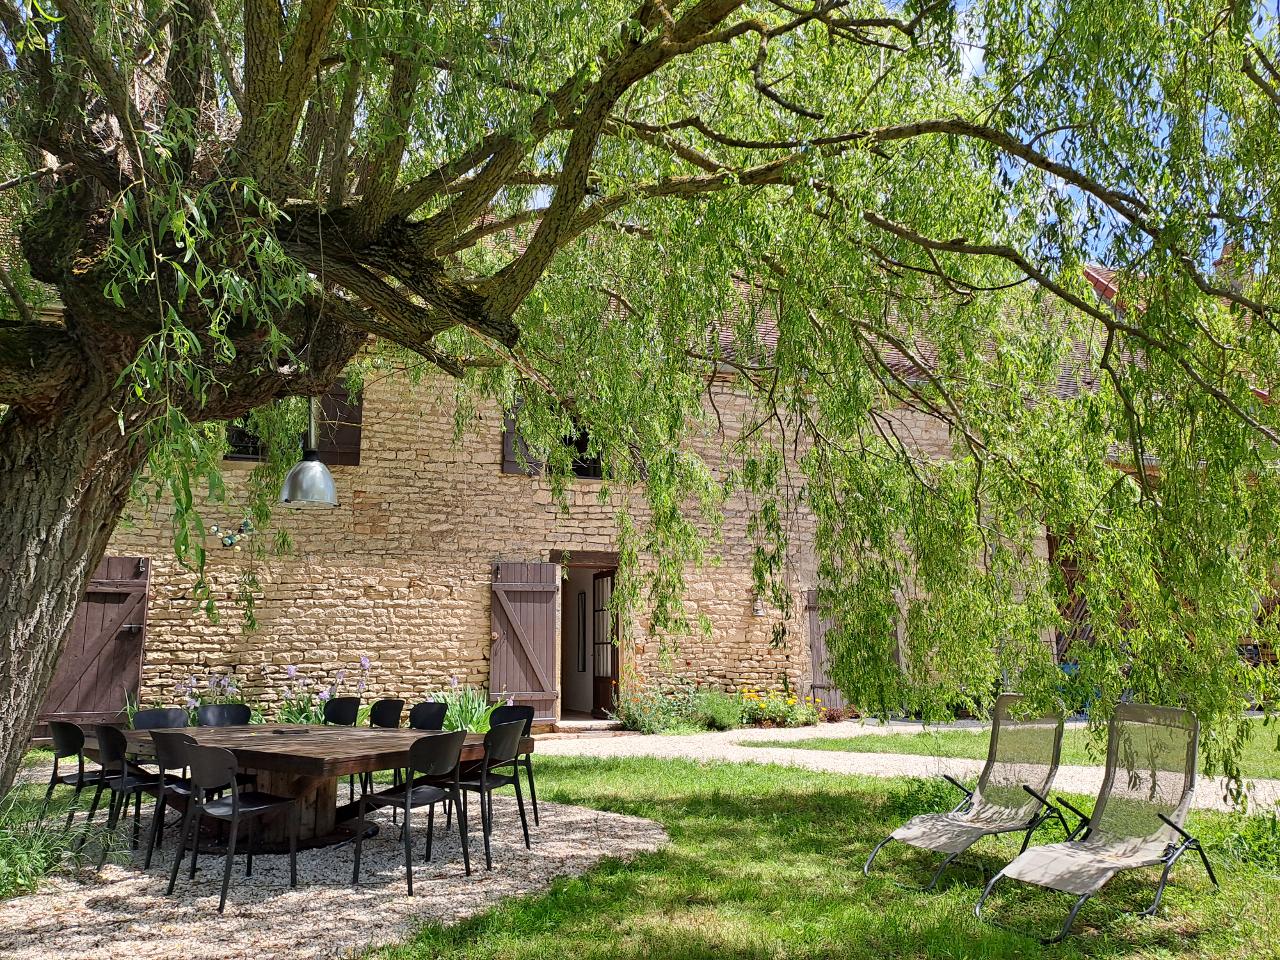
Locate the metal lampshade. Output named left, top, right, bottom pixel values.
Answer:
left=280, top=397, right=339, bottom=508
left=279, top=449, right=338, bottom=508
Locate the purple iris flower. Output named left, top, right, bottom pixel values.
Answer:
left=359, top=656, right=371, bottom=671
left=449, top=675, right=460, bottom=689
left=286, top=665, right=297, bottom=679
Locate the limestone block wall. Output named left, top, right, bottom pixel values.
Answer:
left=108, top=368, right=859, bottom=715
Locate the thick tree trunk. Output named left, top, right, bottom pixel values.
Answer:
left=0, top=382, right=149, bottom=795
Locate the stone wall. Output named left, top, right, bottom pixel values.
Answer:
left=107, top=367, right=959, bottom=717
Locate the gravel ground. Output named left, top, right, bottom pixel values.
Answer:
left=537, top=720, right=1280, bottom=812
left=0, top=794, right=666, bottom=960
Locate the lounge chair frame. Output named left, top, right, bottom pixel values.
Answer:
left=864, top=694, right=1067, bottom=891
left=974, top=703, right=1219, bottom=943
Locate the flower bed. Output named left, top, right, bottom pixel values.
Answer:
left=611, top=678, right=820, bottom=734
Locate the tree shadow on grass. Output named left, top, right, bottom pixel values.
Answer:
left=377, top=760, right=1242, bottom=960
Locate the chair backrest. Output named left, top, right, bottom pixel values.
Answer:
left=489, top=703, right=535, bottom=738
left=408, top=730, right=466, bottom=779
left=150, top=729, right=197, bottom=773
left=186, top=744, right=239, bottom=795
left=408, top=701, right=448, bottom=731
left=323, top=696, right=361, bottom=726
left=48, top=720, right=85, bottom=760
left=93, top=724, right=129, bottom=771
left=369, top=698, right=405, bottom=729
left=1088, top=702, right=1198, bottom=844
left=971, top=693, right=1065, bottom=822
left=197, top=703, right=252, bottom=727
left=483, top=719, right=525, bottom=768
left=132, top=707, right=190, bottom=730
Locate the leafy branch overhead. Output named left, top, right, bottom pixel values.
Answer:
left=1, top=0, right=1280, bottom=793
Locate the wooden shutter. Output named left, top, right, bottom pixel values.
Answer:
left=500, top=412, right=542, bottom=476
left=490, top=562, right=559, bottom=721
left=806, top=589, right=848, bottom=711
left=315, top=383, right=363, bottom=466
left=37, top=556, right=149, bottom=731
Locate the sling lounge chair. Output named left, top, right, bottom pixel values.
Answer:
left=975, top=702, right=1218, bottom=943
left=864, top=693, right=1067, bottom=890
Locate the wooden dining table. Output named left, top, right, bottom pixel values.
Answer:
left=87, top=724, right=534, bottom=849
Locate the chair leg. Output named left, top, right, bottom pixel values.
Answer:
left=289, top=805, right=299, bottom=888
left=246, top=815, right=256, bottom=878
left=352, top=789, right=367, bottom=886
left=425, top=802, right=435, bottom=863
left=65, top=783, right=85, bottom=830
left=923, top=851, right=961, bottom=892
left=167, top=803, right=196, bottom=895
left=974, top=866, right=1008, bottom=922
left=481, top=789, right=493, bottom=871
left=132, top=789, right=142, bottom=849
left=188, top=811, right=203, bottom=879
left=97, top=790, right=122, bottom=870
left=403, top=800, right=414, bottom=895
left=453, top=787, right=470, bottom=877
left=524, top=756, right=539, bottom=827
left=863, top=835, right=895, bottom=876
left=144, top=792, right=168, bottom=869
left=513, top=770, right=531, bottom=849
left=1044, top=894, right=1092, bottom=944
left=219, top=812, right=238, bottom=914
left=40, top=767, right=58, bottom=821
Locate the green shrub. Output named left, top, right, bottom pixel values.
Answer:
left=1206, top=805, right=1280, bottom=870
left=436, top=678, right=507, bottom=733
left=0, top=774, right=107, bottom=898
left=693, top=689, right=743, bottom=730
left=738, top=686, right=821, bottom=727
left=612, top=679, right=702, bottom=734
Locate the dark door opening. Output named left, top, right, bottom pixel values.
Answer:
left=555, top=552, right=621, bottom=722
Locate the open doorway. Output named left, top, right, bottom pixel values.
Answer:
left=555, top=551, right=620, bottom=720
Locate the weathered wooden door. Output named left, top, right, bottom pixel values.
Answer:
left=591, top=571, right=620, bottom=718
left=38, top=556, right=149, bottom=730
left=490, top=562, right=559, bottom=722
left=806, top=589, right=848, bottom=711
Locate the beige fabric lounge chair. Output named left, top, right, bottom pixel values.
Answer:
left=864, top=694, right=1067, bottom=890
left=975, top=702, right=1219, bottom=943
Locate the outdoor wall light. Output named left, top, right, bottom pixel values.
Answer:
left=280, top=397, right=338, bottom=509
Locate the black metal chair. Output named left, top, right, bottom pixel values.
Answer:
left=457, top=719, right=531, bottom=870
left=352, top=730, right=469, bottom=892
left=131, top=707, right=190, bottom=730
left=324, top=695, right=361, bottom=800
left=143, top=730, right=196, bottom=868
left=197, top=703, right=252, bottom=726
left=167, top=743, right=300, bottom=913
left=489, top=704, right=539, bottom=826
left=86, top=724, right=160, bottom=868
left=408, top=701, right=447, bottom=730
left=369, top=698, right=404, bottom=729
left=365, top=698, right=406, bottom=795
left=40, top=721, right=107, bottom=827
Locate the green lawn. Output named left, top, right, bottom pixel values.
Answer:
left=372, top=756, right=1279, bottom=960
left=744, top=721, right=1280, bottom=780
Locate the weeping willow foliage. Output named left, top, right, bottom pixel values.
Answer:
left=3, top=0, right=1279, bottom=784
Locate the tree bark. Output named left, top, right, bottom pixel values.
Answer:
left=0, top=379, right=149, bottom=795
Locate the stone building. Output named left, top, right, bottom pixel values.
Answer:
left=54, top=360, right=955, bottom=727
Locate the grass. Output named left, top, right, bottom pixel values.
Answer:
left=0, top=763, right=109, bottom=899
left=372, top=756, right=1280, bottom=960
left=744, top=720, right=1280, bottom=780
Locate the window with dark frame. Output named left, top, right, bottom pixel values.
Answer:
left=222, top=384, right=363, bottom=466
left=501, top=412, right=603, bottom=480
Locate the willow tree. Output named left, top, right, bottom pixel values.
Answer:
left=1, top=0, right=1278, bottom=795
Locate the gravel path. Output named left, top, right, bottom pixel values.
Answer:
left=537, top=720, right=1280, bottom=812
left=0, top=796, right=665, bottom=960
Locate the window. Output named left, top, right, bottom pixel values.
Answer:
left=501, top=413, right=602, bottom=479
left=223, top=384, right=363, bottom=466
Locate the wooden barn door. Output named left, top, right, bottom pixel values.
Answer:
left=490, top=562, right=559, bottom=722
left=37, top=556, right=149, bottom=732
left=806, top=589, right=847, bottom=711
